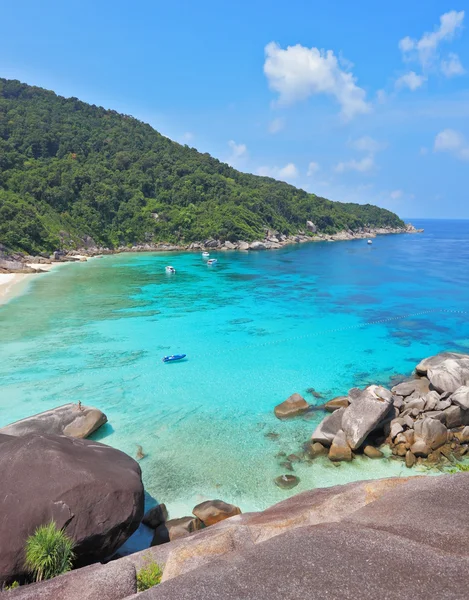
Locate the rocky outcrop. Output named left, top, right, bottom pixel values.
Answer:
left=192, top=500, right=241, bottom=526
left=10, top=473, right=469, bottom=600
left=0, top=433, right=144, bottom=584
left=0, top=403, right=107, bottom=439
left=306, top=352, right=469, bottom=468
left=328, top=429, right=352, bottom=461
left=274, top=394, right=309, bottom=419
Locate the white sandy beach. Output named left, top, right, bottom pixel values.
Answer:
left=0, top=262, right=66, bottom=306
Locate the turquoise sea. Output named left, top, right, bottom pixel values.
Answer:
left=1, top=219, right=469, bottom=519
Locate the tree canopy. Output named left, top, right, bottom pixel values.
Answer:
left=0, top=78, right=404, bottom=254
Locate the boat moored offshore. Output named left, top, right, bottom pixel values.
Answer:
left=165, top=266, right=176, bottom=273
left=207, top=258, right=218, bottom=265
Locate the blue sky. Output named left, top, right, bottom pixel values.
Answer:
left=1, top=1, right=469, bottom=218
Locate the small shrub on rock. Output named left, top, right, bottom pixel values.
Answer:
left=136, top=556, right=163, bottom=591
left=25, top=521, right=75, bottom=582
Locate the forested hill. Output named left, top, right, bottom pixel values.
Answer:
left=0, top=78, right=404, bottom=254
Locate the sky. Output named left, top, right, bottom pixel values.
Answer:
left=1, top=1, right=469, bottom=218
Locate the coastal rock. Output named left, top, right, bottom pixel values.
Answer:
left=193, top=500, right=241, bottom=527
left=342, top=386, right=394, bottom=450
left=223, top=241, right=236, bottom=250
left=142, top=504, right=169, bottom=530
left=451, top=386, right=469, bottom=410
left=0, top=433, right=144, bottom=584
left=311, top=407, right=345, bottom=446
left=306, top=221, right=317, bottom=233
left=274, top=475, right=300, bottom=490
left=328, top=429, right=352, bottom=462
left=0, top=403, right=107, bottom=439
left=424, top=391, right=440, bottom=411
left=415, top=352, right=468, bottom=375
left=405, top=450, right=416, bottom=468
left=274, top=394, right=309, bottom=419
left=403, top=398, right=425, bottom=412
left=454, top=426, right=469, bottom=443
left=390, top=422, right=404, bottom=439
left=307, top=442, right=328, bottom=458
left=444, top=405, right=463, bottom=429
left=238, top=241, right=250, bottom=251
left=249, top=241, right=266, bottom=250
left=391, top=378, right=430, bottom=398
left=426, top=357, right=469, bottom=393
left=324, top=396, right=349, bottom=412
left=413, top=418, right=447, bottom=450
left=151, top=517, right=202, bottom=547
left=410, top=439, right=431, bottom=457
left=4, top=560, right=137, bottom=600
left=363, top=445, right=384, bottom=459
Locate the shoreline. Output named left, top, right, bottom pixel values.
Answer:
left=0, top=225, right=422, bottom=306
left=0, top=262, right=64, bottom=306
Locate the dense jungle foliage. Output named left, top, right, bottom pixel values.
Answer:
left=0, top=78, right=404, bottom=254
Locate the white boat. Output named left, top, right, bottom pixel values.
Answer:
left=165, top=266, right=176, bottom=273
left=367, top=240, right=373, bottom=245
left=202, top=251, right=210, bottom=258
left=207, top=258, right=217, bottom=266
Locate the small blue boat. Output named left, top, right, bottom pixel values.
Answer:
left=162, top=354, right=186, bottom=363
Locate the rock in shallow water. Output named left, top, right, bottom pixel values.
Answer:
left=274, top=394, right=309, bottom=419
left=274, top=475, right=300, bottom=490
left=193, top=500, right=241, bottom=526
left=328, top=429, right=352, bottom=462
left=142, top=504, right=168, bottom=529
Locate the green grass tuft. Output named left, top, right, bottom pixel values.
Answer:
left=25, top=521, right=75, bottom=582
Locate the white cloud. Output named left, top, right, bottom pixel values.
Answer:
left=440, top=52, right=465, bottom=77
left=263, top=41, right=370, bottom=120
left=399, top=10, right=465, bottom=68
left=228, top=140, right=247, bottom=158
left=390, top=190, right=403, bottom=200
left=256, top=162, right=299, bottom=181
left=335, top=155, right=374, bottom=173
left=434, top=128, right=469, bottom=160
left=268, top=117, right=285, bottom=133
left=351, top=136, right=386, bottom=153
left=307, top=161, right=320, bottom=176
left=395, top=71, right=427, bottom=91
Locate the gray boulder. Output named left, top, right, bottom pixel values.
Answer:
left=391, top=377, right=430, bottom=397
left=143, top=504, right=169, bottom=529
left=444, top=405, right=463, bottom=428
left=311, top=407, right=345, bottom=446
left=342, top=386, right=394, bottom=450
left=427, top=357, right=469, bottom=393
left=451, top=386, right=469, bottom=410
left=0, top=403, right=107, bottom=439
left=415, top=352, right=469, bottom=374
left=151, top=517, right=202, bottom=547
left=424, top=391, right=440, bottom=411
left=306, top=221, right=317, bottom=233
left=0, top=433, right=144, bottom=584
left=249, top=241, right=266, bottom=250
left=413, top=418, right=447, bottom=450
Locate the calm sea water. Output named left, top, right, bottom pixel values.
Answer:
left=1, top=219, right=469, bottom=518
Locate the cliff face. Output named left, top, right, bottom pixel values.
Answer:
left=9, top=473, right=469, bottom=599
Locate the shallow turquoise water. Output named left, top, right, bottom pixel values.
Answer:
left=1, top=219, right=469, bottom=516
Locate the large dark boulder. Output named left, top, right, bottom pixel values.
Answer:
left=0, top=433, right=144, bottom=584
